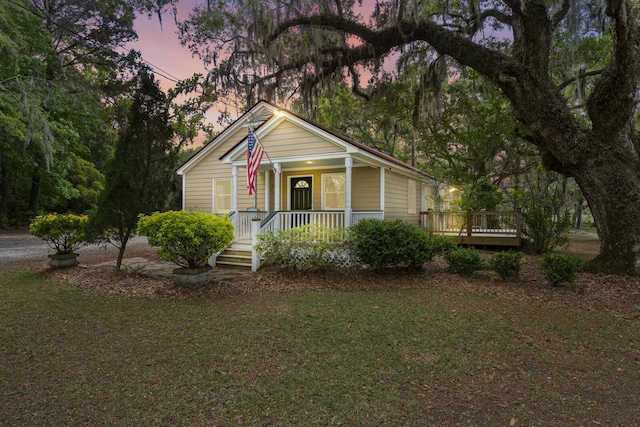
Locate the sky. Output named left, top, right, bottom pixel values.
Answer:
left=127, top=2, right=235, bottom=140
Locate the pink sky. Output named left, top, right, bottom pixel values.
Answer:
left=127, top=2, right=234, bottom=139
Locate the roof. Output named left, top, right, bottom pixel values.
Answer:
left=178, top=100, right=438, bottom=182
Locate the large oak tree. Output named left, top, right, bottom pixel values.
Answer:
left=180, top=0, right=640, bottom=275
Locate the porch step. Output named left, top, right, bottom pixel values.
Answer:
left=214, top=242, right=253, bottom=269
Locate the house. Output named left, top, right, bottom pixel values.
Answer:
left=177, top=100, right=445, bottom=269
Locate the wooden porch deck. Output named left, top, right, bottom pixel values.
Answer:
left=420, top=211, right=522, bottom=247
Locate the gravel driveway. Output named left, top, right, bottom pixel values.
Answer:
left=0, top=229, right=149, bottom=265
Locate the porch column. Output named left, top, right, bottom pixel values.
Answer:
left=274, top=163, right=281, bottom=211
left=264, top=169, right=270, bottom=212
left=231, top=165, right=238, bottom=232
left=380, top=167, right=385, bottom=212
left=344, top=157, right=353, bottom=227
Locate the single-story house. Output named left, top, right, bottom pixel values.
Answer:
left=176, top=100, right=447, bottom=269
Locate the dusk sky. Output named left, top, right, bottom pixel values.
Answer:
left=127, top=2, right=229, bottom=138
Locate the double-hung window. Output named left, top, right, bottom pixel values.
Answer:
left=213, top=178, right=232, bottom=213
left=322, top=173, right=345, bottom=210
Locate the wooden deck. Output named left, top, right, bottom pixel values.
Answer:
left=420, top=211, right=522, bottom=247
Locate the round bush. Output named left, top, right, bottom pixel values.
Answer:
left=137, top=210, right=234, bottom=268
left=350, top=218, right=433, bottom=270
left=540, top=253, right=584, bottom=286
left=444, top=247, right=484, bottom=277
left=29, top=213, right=88, bottom=254
left=488, top=250, right=524, bottom=280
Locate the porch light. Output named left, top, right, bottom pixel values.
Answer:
left=306, top=161, right=313, bottom=164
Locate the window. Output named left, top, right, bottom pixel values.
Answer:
left=213, top=178, right=231, bottom=213
left=408, top=180, right=416, bottom=214
left=322, top=173, right=345, bottom=210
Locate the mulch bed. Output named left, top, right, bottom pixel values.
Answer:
left=33, top=237, right=640, bottom=321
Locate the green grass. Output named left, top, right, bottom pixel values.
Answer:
left=1, top=268, right=639, bottom=425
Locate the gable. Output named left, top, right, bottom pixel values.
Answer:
left=241, top=119, right=346, bottom=160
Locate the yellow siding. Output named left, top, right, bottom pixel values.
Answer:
left=260, top=120, right=344, bottom=157
left=352, top=167, right=380, bottom=211
left=184, top=126, right=248, bottom=212
left=384, top=170, right=419, bottom=224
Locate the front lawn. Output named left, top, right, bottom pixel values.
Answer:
left=1, top=268, right=639, bottom=425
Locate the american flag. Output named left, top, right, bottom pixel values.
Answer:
left=247, top=128, right=264, bottom=195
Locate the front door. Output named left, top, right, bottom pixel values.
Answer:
left=290, top=176, right=312, bottom=227
left=291, top=176, right=312, bottom=210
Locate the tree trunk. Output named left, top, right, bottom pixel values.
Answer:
left=572, top=156, right=640, bottom=275
left=29, top=173, right=40, bottom=218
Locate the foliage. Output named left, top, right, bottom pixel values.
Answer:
left=430, top=234, right=457, bottom=256
left=350, top=219, right=433, bottom=270
left=518, top=164, right=573, bottom=254
left=29, top=213, right=88, bottom=254
left=256, top=224, right=352, bottom=271
left=458, top=176, right=505, bottom=211
left=137, top=210, right=234, bottom=269
left=540, top=253, right=584, bottom=286
left=444, top=247, right=484, bottom=277
left=488, top=250, right=524, bottom=281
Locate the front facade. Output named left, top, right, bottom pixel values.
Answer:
left=177, top=101, right=443, bottom=240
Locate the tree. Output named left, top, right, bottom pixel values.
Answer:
left=180, top=0, right=640, bottom=275
left=91, top=68, right=178, bottom=269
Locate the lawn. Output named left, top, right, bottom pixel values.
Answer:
left=1, top=267, right=639, bottom=426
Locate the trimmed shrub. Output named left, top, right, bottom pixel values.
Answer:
left=540, top=253, right=584, bottom=286
left=350, top=218, right=433, bottom=270
left=29, top=213, right=88, bottom=254
left=256, top=224, right=352, bottom=271
left=444, top=247, right=484, bottom=277
left=137, top=210, right=234, bottom=268
left=488, top=250, right=523, bottom=280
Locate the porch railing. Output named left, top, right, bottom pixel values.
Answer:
left=248, top=210, right=383, bottom=271
left=230, top=211, right=268, bottom=240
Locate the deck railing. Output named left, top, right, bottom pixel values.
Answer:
left=420, top=210, right=522, bottom=238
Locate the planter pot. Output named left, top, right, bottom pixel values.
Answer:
left=172, top=266, right=212, bottom=289
left=48, top=253, right=79, bottom=268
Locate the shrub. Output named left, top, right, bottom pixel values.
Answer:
left=488, top=250, right=523, bottom=280
left=540, top=253, right=584, bottom=286
left=256, top=224, right=352, bottom=271
left=522, top=205, right=572, bottom=254
left=350, top=218, right=432, bottom=270
left=29, top=213, right=88, bottom=254
left=430, top=234, right=456, bottom=256
left=137, top=210, right=234, bottom=268
left=444, top=247, right=484, bottom=277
